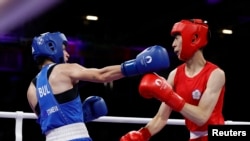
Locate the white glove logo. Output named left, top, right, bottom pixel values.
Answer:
left=140, top=56, right=152, bottom=66
left=155, top=78, right=168, bottom=90
left=155, top=79, right=162, bottom=87
left=145, top=56, right=152, bottom=63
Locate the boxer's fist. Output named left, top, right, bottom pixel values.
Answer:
left=121, top=45, right=170, bottom=77
left=139, top=73, right=185, bottom=112
left=82, top=96, right=108, bottom=122
left=120, top=127, right=151, bottom=141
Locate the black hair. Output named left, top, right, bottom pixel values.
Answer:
left=34, top=56, right=53, bottom=68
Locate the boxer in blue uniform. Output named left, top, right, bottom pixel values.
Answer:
left=27, top=32, right=170, bottom=141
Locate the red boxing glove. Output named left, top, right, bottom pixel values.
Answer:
left=139, top=73, right=185, bottom=112
left=120, top=127, right=151, bottom=141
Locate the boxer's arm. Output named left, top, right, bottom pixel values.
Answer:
left=59, top=46, right=171, bottom=83
left=142, top=71, right=175, bottom=136
left=145, top=102, right=172, bottom=136
left=81, top=65, right=124, bottom=82
left=180, top=68, right=225, bottom=126
left=120, top=103, right=172, bottom=141
left=120, top=71, right=175, bottom=141
left=27, top=82, right=39, bottom=116
left=59, top=63, right=124, bottom=83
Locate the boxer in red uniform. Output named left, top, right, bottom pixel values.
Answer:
left=120, top=19, right=226, bottom=141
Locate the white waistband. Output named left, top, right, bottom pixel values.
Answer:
left=190, top=131, right=208, bottom=139
left=46, top=122, right=90, bottom=141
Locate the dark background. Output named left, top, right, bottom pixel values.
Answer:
left=0, top=0, right=249, bottom=140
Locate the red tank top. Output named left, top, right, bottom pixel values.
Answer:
left=174, top=61, right=225, bottom=131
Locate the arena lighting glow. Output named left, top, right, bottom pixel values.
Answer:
left=0, top=0, right=61, bottom=34
left=85, top=15, right=98, bottom=21
left=222, top=29, right=233, bottom=35
left=0, top=34, right=19, bottom=43
left=0, top=0, right=11, bottom=9
left=207, top=0, right=222, bottom=5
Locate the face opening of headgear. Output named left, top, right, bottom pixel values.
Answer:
left=170, top=19, right=209, bottom=61
left=32, top=32, right=68, bottom=64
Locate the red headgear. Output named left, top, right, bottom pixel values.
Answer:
left=171, top=19, right=209, bottom=61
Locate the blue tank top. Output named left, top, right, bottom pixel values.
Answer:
left=36, top=64, right=84, bottom=134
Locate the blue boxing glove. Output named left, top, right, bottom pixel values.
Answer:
left=121, top=45, right=170, bottom=77
left=82, top=96, right=108, bottom=122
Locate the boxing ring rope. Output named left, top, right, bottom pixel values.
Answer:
left=0, top=111, right=250, bottom=141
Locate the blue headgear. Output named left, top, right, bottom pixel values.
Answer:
left=32, top=32, right=68, bottom=63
